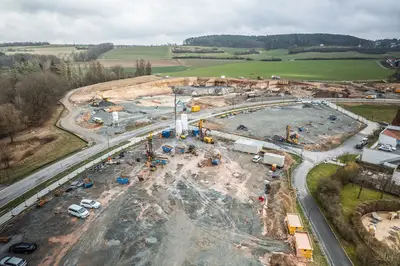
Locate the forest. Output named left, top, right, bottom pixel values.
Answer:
left=183, top=34, right=400, bottom=50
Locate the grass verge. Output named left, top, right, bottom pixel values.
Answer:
left=0, top=141, right=129, bottom=216
left=0, top=106, right=87, bottom=185
left=306, top=163, right=341, bottom=195
left=337, top=154, right=358, bottom=164
left=338, top=104, right=398, bottom=123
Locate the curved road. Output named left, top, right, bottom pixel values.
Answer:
left=1, top=93, right=399, bottom=265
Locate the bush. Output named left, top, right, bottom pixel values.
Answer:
left=332, top=162, right=360, bottom=185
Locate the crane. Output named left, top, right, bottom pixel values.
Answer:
left=198, top=119, right=214, bottom=144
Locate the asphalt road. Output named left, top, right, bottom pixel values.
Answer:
left=293, top=120, right=378, bottom=266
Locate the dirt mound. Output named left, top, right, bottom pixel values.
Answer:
left=188, top=96, right=230, bottom=109
left=269, top=252, right=307, bottom=266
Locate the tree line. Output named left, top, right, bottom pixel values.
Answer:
left=0, top=42, right=50, bottom=47
left=72, top=43, right=114, bottom=62
left=184, top=34, right=375, bottom=49
left=289, top=46, right=400, bottom=54
left=0, top=55, right=152, bottom=143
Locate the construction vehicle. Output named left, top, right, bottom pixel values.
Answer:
left=146, top=132, right=155, bottom=162
left=198, top=119, right=214, bottom=144
left=187, top=144, right=198, bottom=156
left=92, top=117, right=104, bottom=124
left=286, top=125, right=299, bottom=144
left=90, top=91, right=110, bottom=106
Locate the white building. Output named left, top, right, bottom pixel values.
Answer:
left=379, top=125, right=400, bottom=147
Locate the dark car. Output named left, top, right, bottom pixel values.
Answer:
left=8, top=242, right=37, bottom=254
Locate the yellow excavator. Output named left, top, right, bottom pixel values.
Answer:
left=199, top=119, right=214, bottom=144
left=91, top=91, right=110, bottom=106
left=286, top=125, right=299, bottom=144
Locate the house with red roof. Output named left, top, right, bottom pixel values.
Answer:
left=379, top=125, right=400, bottom=147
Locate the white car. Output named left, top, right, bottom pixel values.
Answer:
left=379, top=145, right=393, bottom=152
left=80, top=199, right=101, bottom=209
left=0, top=256, right=27, bottom=266
left=252, top=155, right=262, bottom=163
left=68, top=204, right=90, bottom=218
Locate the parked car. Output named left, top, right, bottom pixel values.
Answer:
left=8, top=242, right=37, bottom=254
left=252, top=155, right=262, bottom=163
left=356, top=142, right=368, bottom=149
left=0, top=256, right=27, bottom=266
left=80, top=199, right=101, bottom=209
left=379, top=145, right=393, bottom=152
left=382, top=144, right=396, bottom=151
left=68, top=204, right=90, bottom=218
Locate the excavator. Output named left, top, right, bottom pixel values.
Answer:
left=286, top=125, right=299, bottom=144
left=90, top=91, right=110, bottom=107
left=198, top=119, right=214, bottom=144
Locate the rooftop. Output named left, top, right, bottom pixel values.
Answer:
left=287, top=213, right=303, bottom=227
left=382, top=129, right=400, bottom=140
left=294, top=232, right=313, bottom=250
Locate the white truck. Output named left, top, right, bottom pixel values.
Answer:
left=263, top=152, right=285, bottom=167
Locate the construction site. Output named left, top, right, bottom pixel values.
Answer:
left=2, top=76, right=396, bottom=266
left=68, top=76, right=374, bottom=142
left=0, top=126, right=307, bottom=266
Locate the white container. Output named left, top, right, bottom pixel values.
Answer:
left=263, top=153, right=285, bottom=167
left=181, top=114, right=188, bottom=132
left=176, top=120, right=183, bottom=136
left=112, top=111, right=118, bottom=123
left=233, top=139, right=263, bottom=154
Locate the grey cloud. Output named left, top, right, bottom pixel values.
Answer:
left=0, top=0, right=399, bottom=44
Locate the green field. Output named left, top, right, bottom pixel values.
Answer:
left=171, top=47, right=400, bottom=61
left=123, top=66, right=188, bottom=73
left=167, top=60, right=393, bottom=81
left=338, top=104, right=399, bottom=123
left=101, top=46, right=171, bottom=59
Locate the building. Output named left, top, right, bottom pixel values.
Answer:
left=379, top=125, right=400, bottom=147
left=294, top=232, right=313, bottom=259
left=286, top=213, right=303, bottom=235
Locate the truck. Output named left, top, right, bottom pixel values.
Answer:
left=365, top=94, right=377, bottom=99
left=262, top=152, right=285, bottom=167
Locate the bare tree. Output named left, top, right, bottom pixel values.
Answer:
left=17, top=72, right=68, bottom=124
left=145, top=61, right=152, bottom=75
left=111, top=65, right=125, bottom=79
left=0, top=143, right=12, bottom=184
left=0, top=104, right=26, bottom=143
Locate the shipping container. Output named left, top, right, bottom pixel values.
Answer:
left=263, top=153, right=285, bottom=167
left=233, top=139, right=263, bottom=154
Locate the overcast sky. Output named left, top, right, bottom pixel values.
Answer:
left=1, top=0, right=399, bottom=44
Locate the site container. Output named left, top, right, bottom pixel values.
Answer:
left=285, top=213, right=303, bottom=235
left=294, top=232, right=313, bottom=259
left=191, top=105, right=201, bottom=112
left=233, top=139, right=263, bottom=154
left=263, top=153, right=285, bottom=167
